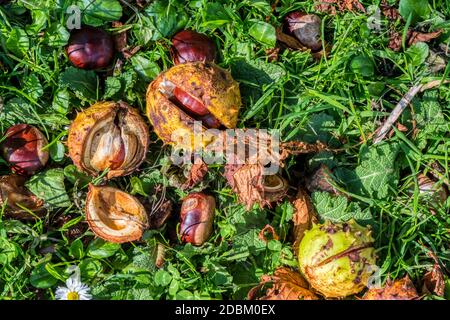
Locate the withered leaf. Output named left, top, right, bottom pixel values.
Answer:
left=292, top=188, right=317, bottom=254
left=258, top=224, right=279, bottom=242
left=305, top=164, right=339, bottom=195
left=363, top=276, right=419, bottom=300
left=112, top=21, right=128, bottom=54
left=181, top=161, right=208, bottom=190
left=280, top=141, right=329, bottom=162
left=248, top=267, right=319, bottom=300
left=224, top=164, right=267, bottom=210
left=380, top=0, right=401, bottom=21
left=422, top=263, right=445, bottom=297
left=315, top=0, right=365, bottom=14
left=408, top=30, right=443, bottom=46
left=389, top=29, right=443, bottom=52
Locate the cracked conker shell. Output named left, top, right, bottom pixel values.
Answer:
left=68, top=101, right=149, bottom=179
left=146, top=62, right=241, bottom=149
left=66, top=26, right=114, bottom=70
left=298, top=220, right=376, bottom=298
left=171, top=30, right=217, bottom=65
left=284, top=12, right=322, bottom=52
left=179, top=192, right=215, bottom=246
left=86, top=184, right=148, bottom=243
left=0, top=175, right=45, bottom=220
left=1, top=124, right=49, bottom=175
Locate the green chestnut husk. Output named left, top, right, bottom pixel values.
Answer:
left=298, top=219, right=376, bottom=298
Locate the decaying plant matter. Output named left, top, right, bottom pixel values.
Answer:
left=146, top=62, right=241, bottom=149
left=248, top=267, right=318, bottom=300
left=362, top=276, right=419, bottom=300
left=85, top=184, right=149, bottom=243
left=298, top=220, right=376, bottom=298
left=1, top=124, right=49, bottom=175
left=0, top=175, right=45, bottom=220
left=179, top=192, right=215, bottom=246
left=68, top=101, right=149, bottom=179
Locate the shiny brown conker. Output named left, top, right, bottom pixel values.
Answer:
left=1, top=124, right=49, bottom=175
left=179, top=192, right=215, bottom=246
left=171, top=30, right=217, bottom=65
left=66, top=26, right=114, bottom=70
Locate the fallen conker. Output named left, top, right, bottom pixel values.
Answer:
left=171, top=30, right=217, bottom=65
left=146, top=62, right=241, bottom=149
left=1, top=124, right=49, bottom=175
left=66, top=26, right=114, bottom=70
left=298, top=220, right=376, bottom=298
left=415, top=174, right=448, bottom=203
left=284, top=12, right=322, bottom=52
left=86, top=184, right=149, bottom=243
left=68, top=101, right=149, bottom=179
left=179, top=192, right=215, bottom=246
left=0, top=175, right=45, bottom=220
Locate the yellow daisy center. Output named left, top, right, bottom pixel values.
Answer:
left=67, top=291, right=80, bottom=300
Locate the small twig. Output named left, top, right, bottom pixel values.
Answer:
left=373, top=80, right=450, bottom=144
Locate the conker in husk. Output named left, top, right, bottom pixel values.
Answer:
left=284, top=12, right=322, bottom=52
left=298, top=220, right=376, bottom=298
left=171, top=30, right=217, bottom=65
left=146, top=62, right=241, bottom=149
left=68, top=101, right=149, bottom=179
left=0, top=175, right=45, bottom=220
left=179, top=192, right=215, bottom=246
left=1, top=124, right=49, bottom=175
left=66, top=26, right=114, bottom=70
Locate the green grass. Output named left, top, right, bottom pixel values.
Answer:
left=0, top=0, right=449, bottom=300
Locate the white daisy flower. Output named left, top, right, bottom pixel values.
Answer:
left=55, top=266, right=92, bottom=300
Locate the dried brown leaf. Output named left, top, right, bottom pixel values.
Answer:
left=258, top=224, right=279, bottom=242
left=380, top=0, right=401, bottom=21
left=315, top=0, right=365, bottom=14
left=292, top=188, right=317, bottom=254
left=265, top=47, right=280, bottom=62
left=112, top=21, right=128, bottom=53
left=363, top=276, right=419, bottom=300
left=305, top=164, right=339, bottom=194
left=181, top=161, right=208, bottom=190
left=248, top=267, right=319, bottom=300
left=224, top=164, right=267, bottom=210
left=280, top=141, right=329, bottom=161
left=408, top=30, right=443, bottom=46
left=422, top=263, right=445, bottom=297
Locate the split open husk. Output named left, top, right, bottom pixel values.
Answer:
left=68, top=101, right=149, bottom=179
left=146, top=62, right=241, bottom=149
left=85, top=184, right=149, bottom=243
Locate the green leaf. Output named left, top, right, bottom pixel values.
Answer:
left=60, top=67, right=98, bottom=101
left=79, top=0, right=123, bottom=26
left=248, top=21, right=276, bottom=47
left=26, top=168, right=71, bottom=208
left=52, top=89, right=71, bottom=114
left=64, top=164, right=92, bottom=186
left=69, top=238, right=84, bottom=259
left=406, top=42, right=429, bottom=66
left=44, top=23, right=70, bottom=47
left=79, top=258, right=104, bottom=279
left=49, top=141, right=65, bottom=162
left=202, top=2, right=233, bottom=29
left=130, top=54, right=161, bottom=81
left=334, top=142, right=400, bottom=199
left=176, top=290, right=194, bottom=300
left=312, top=192, right=373, bottom=224
left=6, top=28, right=30, bottom=56
left=154, top=269, right=172, bottom=286
left=30, top=264, right=58, bottom=289
left=135, top=0, right=188, bottom=43
left=87, top=239, right=121, bottom=259
left=301, top=113, right=337, bottom=144
left=399, top=0, right=431, bottom=24
left=350, top=55, right=375, bottom=78
left=0, top=238, right=19, bottom=265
